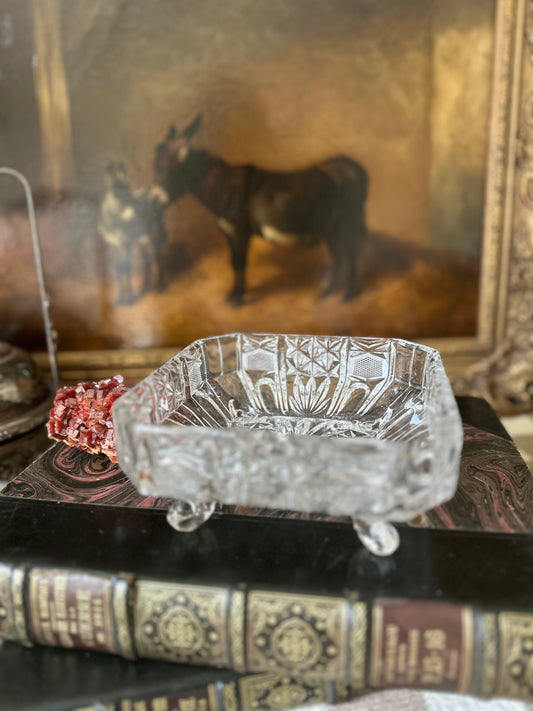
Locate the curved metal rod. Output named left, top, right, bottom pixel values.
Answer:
left=0, top=167, right=59, bottom=389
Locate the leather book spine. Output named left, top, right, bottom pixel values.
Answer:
left=369, top=600, right=533, bottom=700
left=0, top=562, right=136, bottom=659
left=71, top=687, right=220, bottom=711
left=370, top=598, right=476, bottom=693
left=69, top=674, right=346, bottom=711
left=28, top=566, right=136, bottom=658
left=132, top=580, right=368, bottom=687
left=2, top=561, right=533, bottom=700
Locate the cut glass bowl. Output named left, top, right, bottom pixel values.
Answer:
left=113, top=334, right=463, bottom=555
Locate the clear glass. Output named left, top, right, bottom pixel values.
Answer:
left=113, top=334, right=463, bottom=555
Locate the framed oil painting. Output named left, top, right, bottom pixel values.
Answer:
left=0, top=0, right=531, bottom=412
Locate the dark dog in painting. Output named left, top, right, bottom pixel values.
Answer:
left=154, top=115, right=368, bottom=305
left=98, top=162, right=168, bottom=304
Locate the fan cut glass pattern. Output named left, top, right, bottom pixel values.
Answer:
left=113, top=334, right=463, bottom=555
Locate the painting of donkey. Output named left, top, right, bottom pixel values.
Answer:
left=154, top=115, right=368, bottom=304
left=98, top=162, right=168, bottom=304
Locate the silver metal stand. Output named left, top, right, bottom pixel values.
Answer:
left=0, top=167, right=59, bottom=389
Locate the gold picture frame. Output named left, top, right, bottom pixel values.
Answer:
left=28, top=0, right=531, bottom=415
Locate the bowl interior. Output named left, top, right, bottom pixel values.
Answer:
left=113, top=334, right=463, bottom=523
left=166, top=334, right=433, bottom=441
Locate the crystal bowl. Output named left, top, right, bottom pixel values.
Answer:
left=113, top=334, right=463, bottom=555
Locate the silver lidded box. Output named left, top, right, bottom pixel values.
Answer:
left=113, top=333, right=463, bottom=555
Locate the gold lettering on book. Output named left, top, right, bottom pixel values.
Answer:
left=92, top=597, right=105, bottom=628
left=371, top=600, right=473, bottom=692
left=76, top=589, right=95, bottom=647
left=68, top=604, right=78, bottom=636
left=29, top=570, right=114, bottom=652
left=30, top=575, right=55, bottom=646
left=384, top=624, right=399, bottom=683
left=424, top=629, right=447, bottom=650
left=381, top=623, right=423, bottom=685
left=178, top=696, right=208, bottom=711
left=406, top=629, right=420, bottom=684
left=37, top=578, right=50, bottom=621
left=152, top=698, right=169, bottom=711
left=420, top=649, right=446, bottom=686
left=53, top=576, right=68, bottom=621
left=420, top=628, right=447, bottom=686
left=397, top=642, right=407, bottom=675
left=178, top=697, right=201, bottom=711
left=52, top=575, right=72, bottom=647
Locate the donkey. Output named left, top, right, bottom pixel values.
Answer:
left=153, top=116, right=369, bottom=305
left=98, top=162, right=168, bottom=304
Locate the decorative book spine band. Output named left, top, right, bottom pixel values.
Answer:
left=0, top=562, right=31, bottom=646
left=2, top=563, right=533, bottom=699
left=70, top=675, right=347, bottom=711
left=133, top=581, right=367, bottom=687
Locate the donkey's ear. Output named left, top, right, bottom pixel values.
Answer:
left=166, top=125, right=178, bottom=140
left=182, top=114, right=203, bottom=140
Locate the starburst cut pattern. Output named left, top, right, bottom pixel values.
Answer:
left=285, top=336, right=344, bottom=377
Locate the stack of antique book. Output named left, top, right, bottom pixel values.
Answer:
left=1, top=397, right=532, bottom=711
